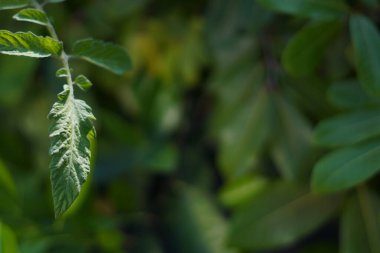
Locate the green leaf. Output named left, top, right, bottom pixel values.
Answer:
left=228, top=183, right=340, bottom=251
left=341, top=188, right=380, bottom=253
left=282, top=20, right=341, bottom=76
left=163, top=184, right=235, bottom=253
left=0, top=30, right=61, bottom=57
left=350, top=15, right=380, bottom=96
left=56, top=67, right=70, bottom=78
left=271, top=95, right=316, bottom=181
left=13, top=8, right=49, bottom=26
left=327, top=79, right=380, bottom=109
left=0, top=0, right=29, bottom=10
left=75, top=75, right=93, bottom=90
left=218, top=89, right=273, bottom=179
left=256, top=0, right=348, bottom=19
left=312, top=141, right=380, bottom=193
left=48, top=86, right=95, bottom=218
left=0, top=222, right=20, bottom=253
left=72, top=38, right=132, bottom=75
left=314, top=109, right=380, bottom=147
left=46, top=0, right=65, bottom=3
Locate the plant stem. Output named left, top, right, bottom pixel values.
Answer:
left=31, top=0, right=75, bottom=98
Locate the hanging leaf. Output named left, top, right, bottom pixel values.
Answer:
left=72, top=38, right=132, bottom=75
left=341, top=188, right=380, bottom=253
left=48, top=86, right=95, bottom=217
left=0, top=0, right=29, bottom=10
left=314, top=109, right=380, bottom=147
left=312, top=141, right=380, bottom=193
left=0, top=30, right=61, bottom=57
left=13, top=8, right=49, bottom=26
left=282, top=20, right=341, bottom=76
left=350, top=15, right=380, bottom=96
left=256, top=0, right=348, bottom=19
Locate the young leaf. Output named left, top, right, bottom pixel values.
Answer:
left=56, top=67, right=70, bottom=78
left=0, top=30, right=61, bottom=57
left=341, top=189, right=380, bottom=253
left=314, top=109, right=380, bottom=147
left=0, top=222, right=20, bottom=253
left=0, top=0, right=29, bottom=10
left=350, top=15, right=380, bottom=96
left=48, top=87, right=95, bottom=217
left=228, top=183, right=340, bottom=251
left=13, top=8, right=49, bottom=26
left=282, top=20, right=341, bottom=76
left=71, top=38, right=132, bottom=75
left=75, top=75, right=93, bottom=90
left=312, top=141, right=380, bottom=193
left=256, top=0, right=348, bottom=19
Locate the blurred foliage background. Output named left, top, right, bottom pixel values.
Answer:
left=1, top=0, right=380, bottom=252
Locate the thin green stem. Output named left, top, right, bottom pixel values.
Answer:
left=31, top=0, right=75, bottom=98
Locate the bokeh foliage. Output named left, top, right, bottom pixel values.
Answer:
left=0, top=0, right=380, bottom=252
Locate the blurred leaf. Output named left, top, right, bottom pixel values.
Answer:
left=341, top=187, right=380, bottom=253
left=314, top=109, right=380, bottom=147
left=219, top=89, right=273, bottom=179
left=0, top=56, right=36, bottom=106
left=219, top=176, right=268, bottom=208
left=312, top=141, right=380, bottom=193
left=327, top=79, right=380, bottom=109
left=0, top=160, right=16, bottom=197
left=350, top=15, right=380, bottom=96
left=0, top=30, right=61, bottom=57
left=0, top=0, right=29, bottom=10
left=13, top=8, right=49, bottom=26
left=228, top=183, right=340, bottom=251
left=271, top=95, right=316, bottom=181
left=0, top=222, right=20, bottom=253
left=282, top=20, right=341, bottom=76
left=162, top=184, right=236, bottom=253
left=72, top=38, right=132, bottom=75
left=256, top=0, right=348, bottom=19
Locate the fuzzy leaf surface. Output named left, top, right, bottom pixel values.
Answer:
left=0, top=30, right=61, bottom=57
left=48, top=88, right=95, bottom=217
left=72, top=38, right=132, bottom=75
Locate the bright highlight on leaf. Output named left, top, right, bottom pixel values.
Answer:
left=48, top=87, right=95, bottom=217
left=0, top=30, right=61, bottom=57
left=0, top=0, right=29, bottom=10
left=72, top=38, right=132, bottom=75
left=75, top=75, right=93, bottom=90
left=13, top=8, right=49, bottom=26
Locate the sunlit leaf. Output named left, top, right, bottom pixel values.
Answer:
left=0, top=30, right=61, bottom=57
left=13, top=8, right=49, bottom=26
left=48, top=86, right=95, bottom=217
